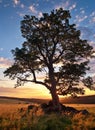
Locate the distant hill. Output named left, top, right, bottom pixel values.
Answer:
left=61, top=95, right=95, bottom=104
left=0, top=96, right=49, bottom=104
left=0, top=95, right=95, bottom=104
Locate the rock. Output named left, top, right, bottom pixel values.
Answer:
left=28, top=105, right=34, bottom=110
left=41, top=103, right=48, bottom=109
left=40, top=102, right=89, bottom=116
left=65, top=106, right=78, bottom=113
left=79, top=109, right=89, bottom=115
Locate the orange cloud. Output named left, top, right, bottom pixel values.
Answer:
left=0, top=85, right=51, bottom=99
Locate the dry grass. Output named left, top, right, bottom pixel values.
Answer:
left=65, top=104, right=95, bottom=114
left=0, top=103, right=95, bottom=130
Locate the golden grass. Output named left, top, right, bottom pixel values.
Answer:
left=0, top=104, right=28, bottom=117
left=65, top=104, right=95, bottom=113
left=0, top=103, right=95, bottom=130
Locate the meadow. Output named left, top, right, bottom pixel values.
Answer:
left=0, top=99, right=95, bottom=130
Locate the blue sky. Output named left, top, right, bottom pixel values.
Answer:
left=0, top=0, right=95, bottom=98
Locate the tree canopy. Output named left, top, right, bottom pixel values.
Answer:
left=4, top=8, right=95, bottom=109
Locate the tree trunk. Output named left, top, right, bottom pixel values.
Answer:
left=50, top=88, right=61, bottom=111
left=48, top=64, right=61, bottom=111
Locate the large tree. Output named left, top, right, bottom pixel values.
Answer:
left=4, top=8, right=95, bottom=110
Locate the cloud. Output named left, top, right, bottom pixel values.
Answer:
left=0, top=87, right=34, bottom=98
left=55, top=1, right=69, bottom=10
left=29, top=5, right=37, bottom=14
left=90, top=11, right=95, bottom=17
left=89, top=59, right=95, bottom=76
left=28, top=5, right=43, bottom=18
left=13, top=0, right=25, bottom=9
left=0, top=86, right=50, bottom=98
left=55, top=0, right=77, bottom=12
left=75, top=15, right=88, bottom=23
left=38, top=12, right=43, bottom=18
left=89, top=11, right=95, bottom=24
left=80, top=8, right=85, bottom=14
left=0, top=79, right=5, bottom=81
left=89, top=41, right=95, bottom=53
left=78, top=26, right=93, bottom=40
left=89, top=40, right=95, bottom=46
left=17, top=12, right=25, bottom=17
left=74, top=8, right=88, bottom=25
left=91, top=17, right=95, bottom=22
left=87, top=41, right=95, bottom=76
left=0, top=57, right=13, bottom=68
left=20, top=3, right=24, bottom=8
left=13, top=0, right=20, bottom=5
left=69, top=3, right=76, bottom=11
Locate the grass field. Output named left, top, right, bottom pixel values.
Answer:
left=0, top=102, right=95, bottom=130
left=65, top=104, right=95, bottom=114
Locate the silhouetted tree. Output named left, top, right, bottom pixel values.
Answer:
left=4, top=8, right=95, bottom=110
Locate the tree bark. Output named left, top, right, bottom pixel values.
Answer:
left=50, top=88, right=61, bottom=111
left=48, top=63, right=61, bottom=111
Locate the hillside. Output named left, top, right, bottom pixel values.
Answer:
left=0, top=95, right=95, bottom=104
left=61, top=95, right=95, bottom=104
left=0, top=96, right=49, bottom=104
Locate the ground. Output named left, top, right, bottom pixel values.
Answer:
left=0, top=98, right=95, bottom=130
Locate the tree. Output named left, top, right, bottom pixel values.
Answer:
left=4, top=8, right=95, bottom=110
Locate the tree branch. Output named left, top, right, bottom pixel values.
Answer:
left=37, top=43, right=49, bottom=66
left=17, top=77, right=50, bottom=90
left=53, top=50, right=64, bottom=63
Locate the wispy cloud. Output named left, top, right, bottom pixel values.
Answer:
left=13, top=0, right=20, bottom=5
left=88, top=40, right=95, bottom=76
left=55, top=0, right=69, bottom=10
left=78, top=26, right=92, bottom=39
left=0, top=86, right=50, bottom=98
left=90, top=11, right=95, bottom=17
left=75, top=15, right=88, bottom=23
left=0, top=87, right=35, bottom=98
left=91, top=17, right=95, bottom=23
left=69, top=3, right=76, bottom=11
left=20, top=3, right=24, bottom=8
left=17, top=12, right=25, bottom=17
left=89, top=59, right=95, bottom=76
left=28, top=5, right=43, bottom=18
left=0, top=57, right=13, bottom=68
left=29, top=5, right=37, bottom=14
left=55, top=0, right=77, bottom=12
left=78, top=8, right=85, bottom=15
left=89, top=11, right=95, bottom=24
left=38, top=12, right=43, bottom=18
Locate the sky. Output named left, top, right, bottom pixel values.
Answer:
left=0, top=0, right=95, bottom=99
